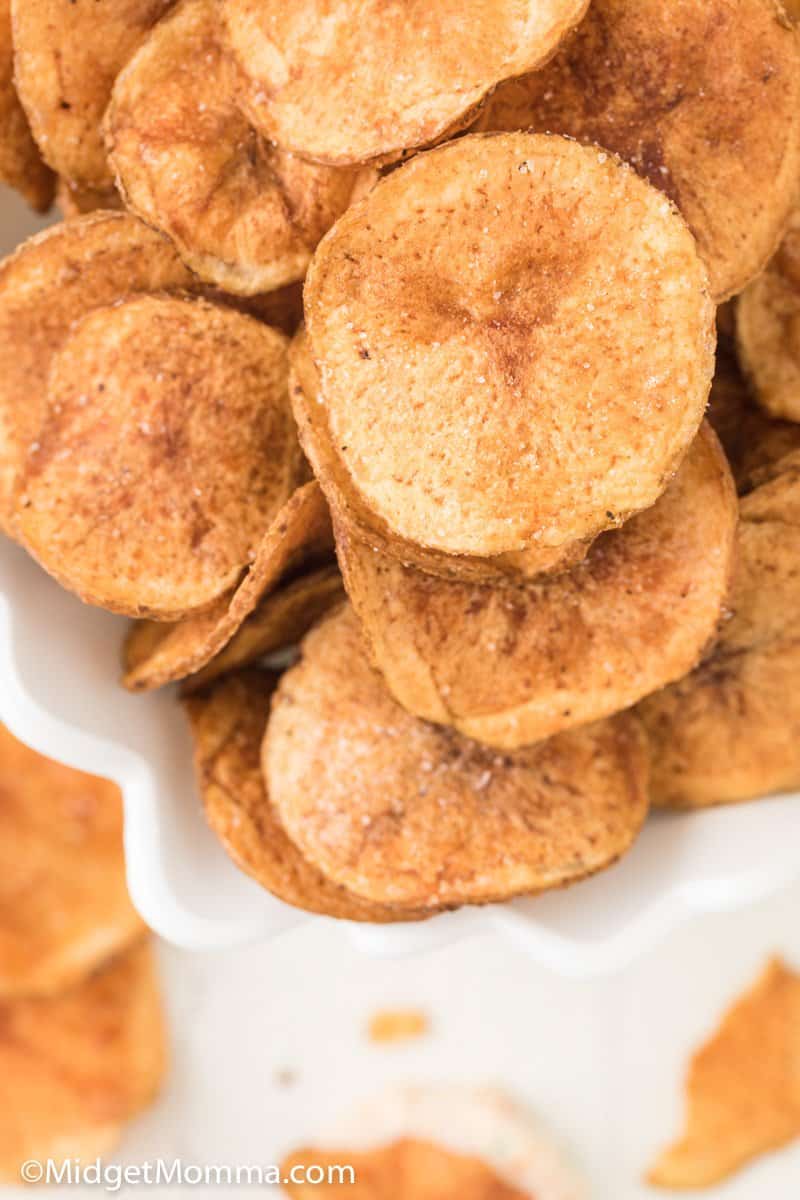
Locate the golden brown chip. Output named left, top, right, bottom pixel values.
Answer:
left=304, top=133, right=714, bottom=575
left=337, top=425, right=736, bottom=749
left=221, top=0, right=589, bottom=167
left=106, top=0, right=374, bottom=296
left=0, top=939, right=165, bottom=1180
left=16, top=293, right=301, bottom=618
left=0, top=0, right=53, bottom=210
left=735, top=407, right=800, bottom=491
left=121, top=481, right=334, bottom=691
left=184, top=565, right=344, bottom=693
left=648, top=958, right=800, bottom=1190
left=291, top=330, right=592, bottom=586
left=481, top=0, right=800, bottom=302
left=639, top=465, right=800, bottom=807
left=55, top=178, right=122, bottom=218
left=10, top=0, right=174, bottom=189
left=183, top=669, right=433, bottom=923
left=737, top=216, right=800, bottom=421
left=265, top=605, right=649, bottom=911
left=0, top=212, right=194, bottom=534
left=0, top=723, right=145, bottom=998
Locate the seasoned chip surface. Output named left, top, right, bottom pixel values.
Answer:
left=639, top=465, right=800, bottom=807
left=0, top=940, right=165, bottom=1180
left=221, top=0, right=589, bottom=166
left=16, top=294, right=300, bottom=617
left=648, top=958, right=800, bottom=1189
left=11, top=0, right=174, bottom=188
left=0, top=723, right=145, bottom=998
left=265, top=605, right=649, bottom=910
left=0, top=0, right=54, bottom=210
left=738, top=218, right=800, bottom=421
left=338, top=425, right=736, bottom=748
left=0, top=213, right=193, bottom=534
left=482, top=0, right=800, bottom=301
left=184, top=670, right=433, bottom=923
left=106, top=0, right=374, bottom=296
left=305, top=133, right=714, bottom=564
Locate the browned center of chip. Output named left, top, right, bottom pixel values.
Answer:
left=16, top=294, right=299, bottom=618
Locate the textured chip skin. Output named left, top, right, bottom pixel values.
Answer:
left=737, top=217, right=800, bottom=421
left=0, top=940, right=165, bottom=1181
left=648, top=958, right=800, bottom=1189
left=183, top=565, right=344, bottom=692
left=121, top=480, right=333, bottom=690
left=481, top=0, right=800, bottom=302
left=305, top=133, right=714, bottom=566
left=15, top=293, right=302, bottom=618
left=0, top=0, right=54, bottom=210
left=639, top=465, right=800, bottom=807
left=183, top=670, right=434, bottom=923
left=56, top=179, right=122, bottom=218
left=0, top=212, right=194, bottom=535
left=220, top=0, right=589, bottom=166
left=10, top=0, right=174, bottom=188
left=337, top=425, right=736, bottom=749
left=0, top=723, right=145, bottom=999
left=106, top=0, right=375, bottom=296
left=265, top=605, right=650, bottom=911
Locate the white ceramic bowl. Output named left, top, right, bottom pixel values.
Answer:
left=2, top=186, right=798, bottom=975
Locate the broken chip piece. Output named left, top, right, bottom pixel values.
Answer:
left=304, top=133, right=714, bottom=577
left=106, top=0, right=375, bottom=296
left=481, top=0, right=800, bottom=301
left=264, top=605, right=650, bottom=911
left=336, top=425, right=736, bottom=749
left=0, top=0, right=54, bottom=211
left=648, top=958, right=800, bottom=1189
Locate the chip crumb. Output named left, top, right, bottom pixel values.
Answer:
left=367, top=1009, right=430, bottom=1045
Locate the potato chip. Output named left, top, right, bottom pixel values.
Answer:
left=648, top=958, right=800, bottom=1189
left=0, top=0, right=53, bottom=211
left=337, top=425, right=736, bottom=749
left=265, top=605, right=649, bottom=911
left=0, top=723, right=145, bottom=998
left=0, top=939, right=165, bottom=1180
left=706, top=342, right=752, bottom=468
left=56, top=178, right=122, bottom=218
left=121, top=481, right=334, bottom=690
left=16, top=292, right=301, bottom=618
left=183, top=669, right=433, bottom=923
left=220, top=0, right=589, bottom=167
left=290, top=330, right=593, bottom=585
left=304, top=133, right=714, bottom=573
left=639, top=465, right=800, bottom=807
left=106, top=0, right=375, bottom=296
left=735, top=408, right=800, bottom=491
left=481, top=0, right=800, bottom=302
left=282, top=1086, right=588, bottom=1199
left=737, top=216, right=800, bottom=421
left=0, top=212, right=194, bottom=534
left=184, top=566, right=344, bottom=693
left=10, top=0, right=174, bottom=188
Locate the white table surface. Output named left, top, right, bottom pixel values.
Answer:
left=3, top=877, right=797, bottom=1200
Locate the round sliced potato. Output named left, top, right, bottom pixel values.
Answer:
left=16, top=293, right=301, bottom=618
left=337, top=425, right=736, bottom=749
left=265, top=605, right=650, bottom=911
left=10, top=0, right=174, bottom=188
left=0, top=212, right=194, bottom=534
left=305, top=133, right=714, bottom=572
left=106, top=0, right=375, bottom=296
left=0, top=0, right=53, bottom=210
left=183, top=669, right=434, bottom=923
left=184, top=566, right=344, bottom=693
left=0, top=723, right=145, bottom=998
left=0, top=939, right=165, bottom=1181
left=220, top=0, right=589, bottom=166
left=737, top=217, right=800, bottom=421
left=290, top=329, right=593, bottom=585
left=121, top=481, right=333, bottom=691
left=481, top=0, right=800, bottom=302
left=638, top=465, right=800, bottom=808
